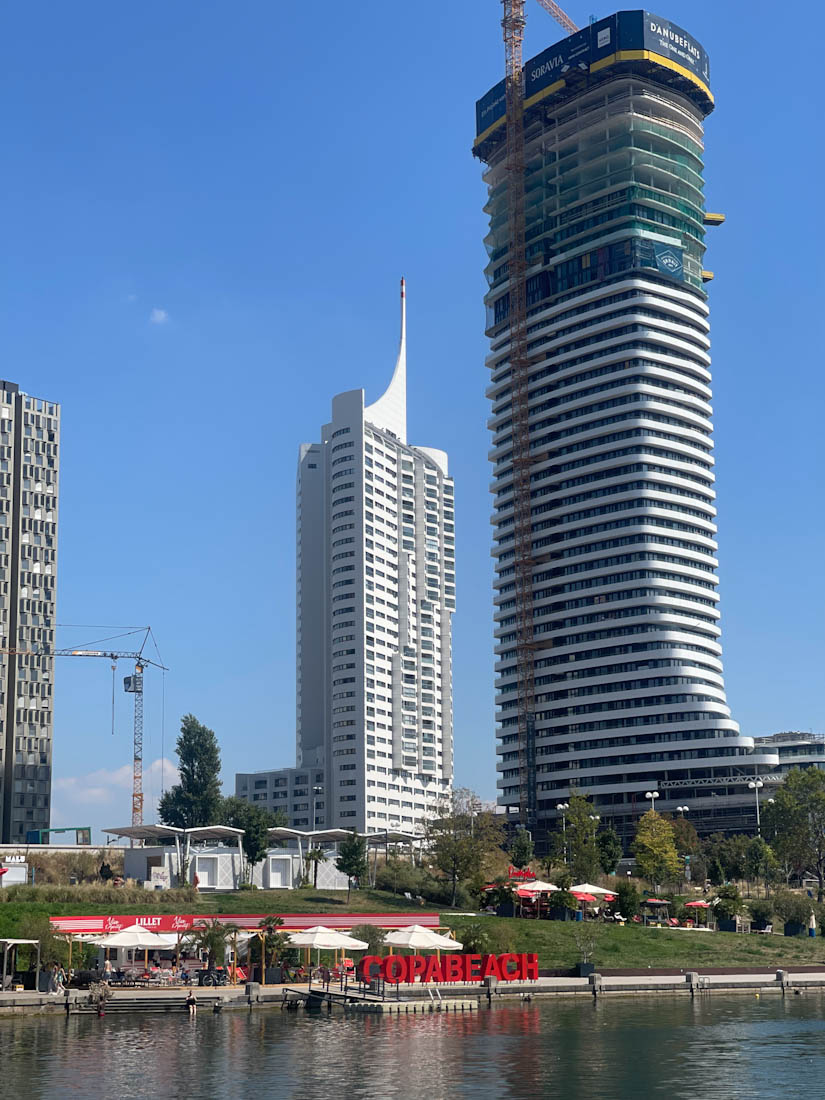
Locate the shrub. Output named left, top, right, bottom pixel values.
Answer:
left=773, top=890, right=812, bottom=926
left=457, top=921, right=514, bottom=955
left=549, top=890, right=579, bottom=912
left=714, top=885, right=743, bottom=920
left=349, top=924, right=386, bottom=955
left=613, top=880, right=641, bottom=919
left=747, top=898, right=774, bottom=923
left=482, top=881, right=515, bottom=909
left=0, top=883, right=183, bottom=907
left=375, top=859, right=422, bottom=896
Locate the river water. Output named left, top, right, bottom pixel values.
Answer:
left=2, top=994, right=825, bottom=1099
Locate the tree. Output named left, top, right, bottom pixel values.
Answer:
left=566, top=794, right=600, bottom=881
left=425, top=789, right=505, bottom=907
left=218, top=797, right=284, bottom=883
left=258, top=916, right=290, bottom=967
left=305, top=848, right=326, bottom=889
left=158, top=715, right=223, bottom=828
left=744, top=836, right=778, bottom=897
left=763, top=768, right=825, bottom=901
left=349, top=924, right=386, bottom=956
left=336, top=832, right=368, bottom=902
left=543, top=830, right=567, bottom=877
left=708, top=856, right=725, bottom=887
left=714, top=884, right=743, bottom=921
left=671, top=815, right=700, bottom=858
left=509, top=829, right=534, bottom=869
left=597, top=827, right=622, bottom=875
left=183, top=919, right=237, bottom=970
left=632, top=810, right=681, bottom=887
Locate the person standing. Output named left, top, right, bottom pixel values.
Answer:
left=186, top=992, right=197, bottom=1016
left=103, top=958, right=114, bottom=983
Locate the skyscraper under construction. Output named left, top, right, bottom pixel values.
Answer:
left=474, top=11, right=777, bottom=840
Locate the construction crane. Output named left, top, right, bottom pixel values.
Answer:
left=499, top=0, right=578, bottom=826
left=1, top=627, right=167, bottom=827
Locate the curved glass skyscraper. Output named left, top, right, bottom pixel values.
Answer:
left=474, top=11, right=777, bottom=838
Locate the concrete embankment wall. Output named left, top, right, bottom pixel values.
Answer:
left=4, top=970, right=825, bottom=1016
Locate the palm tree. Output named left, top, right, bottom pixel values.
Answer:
left=305, top=847, right=326, bottom=889
left=183, top=919, right=238, bottom=970
left=258, top=916, right=290, bottom=968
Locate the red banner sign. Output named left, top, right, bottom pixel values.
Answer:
left=359, top=953, right=538, bottom=984
left=507, top=867, right=536, bottom=880
left=49, top=913, right=441, bottom=935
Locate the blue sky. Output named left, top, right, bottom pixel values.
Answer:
left=2, top=2, right=822, bottom=838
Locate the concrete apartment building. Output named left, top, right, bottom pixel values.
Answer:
left=474, top=12, right=778, bottom=840
left=0, top=381, right=60, bottom=843
left=237, top=282, right=455, bottom=833
left=235, top=764, right=327, bottom=830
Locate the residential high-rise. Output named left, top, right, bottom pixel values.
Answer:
left=295, top=281, right=455, bottom=832
left=474, top=12, right=777, bottom=839
left=0, top=381, right=60, bottom=843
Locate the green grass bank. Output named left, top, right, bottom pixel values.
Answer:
left=448, top=915, right=825, bottom=971
left=3, top=886, right=825, bottom=972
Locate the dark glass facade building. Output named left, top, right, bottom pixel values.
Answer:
left=474, top=12, right=777, bottom=838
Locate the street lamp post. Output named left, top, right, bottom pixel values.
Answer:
left=644, top=791, right=660, bottom=812
left=676, top=806, right=689, bottom=816
left=748, top=780, right=764, bottom=834
left=556, top=803, right=569, bottom=862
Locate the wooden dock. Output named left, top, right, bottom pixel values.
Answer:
left=281, top=985, right=479, bottom=1015
left=346, top=998, right=478, bottom=1015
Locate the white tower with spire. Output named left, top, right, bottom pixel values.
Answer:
left=365, top=277, right=407, bottom=443
left=294, top=281, right=456, bottom=834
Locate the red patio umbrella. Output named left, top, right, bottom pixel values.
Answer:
left=572, top=892, right=597, bottom=902
left=684, top=901, right=710, bottom=908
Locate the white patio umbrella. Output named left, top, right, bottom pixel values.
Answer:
left=93, top=925, right=179, bottom=949
left=288, top=926, right=369, bottom=973
left=92, top=924, right=180, bottom=973
left=516, top=880, right=559, bottom=894
left=287, top=927, right=369, bottom=950
left=383, top=925, right=464, bottom=951
left=569, top=883, right=617, bottom=896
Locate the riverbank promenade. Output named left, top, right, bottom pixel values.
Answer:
left=5, top=967, right=825, bottom=1016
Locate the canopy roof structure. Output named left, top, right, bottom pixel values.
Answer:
left=103, top=825, right=182, bottom=843
left=0, top=938, right=39, bottom=947
left=103, top=825, right=244, bottom=845
left=184, top=826, right=244, bottom=843
left=363, top=830, right=423, bottom=846
left=268, top=828, right=352, bottom=845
